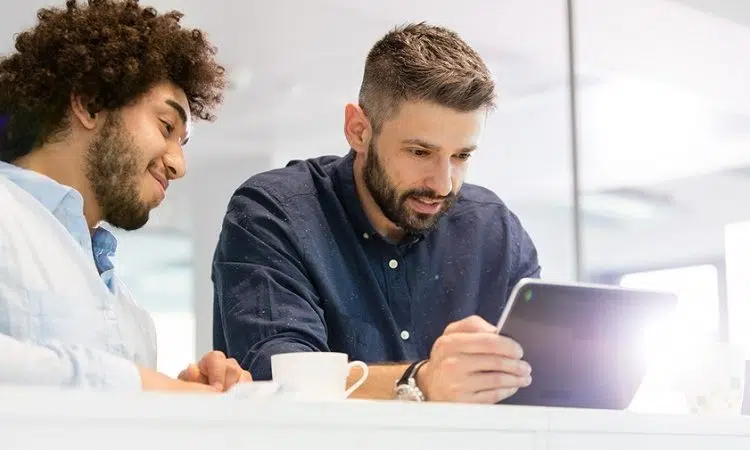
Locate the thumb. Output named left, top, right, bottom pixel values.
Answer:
left=444, top=315, right=497, bottom=335
left=178, top=363, right=202, bottom=382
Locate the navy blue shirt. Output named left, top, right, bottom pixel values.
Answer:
left=212, top=151, right=541, bottom=380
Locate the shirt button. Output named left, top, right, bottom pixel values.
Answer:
left=388, top=259, right=399, bottom=269
left=363, top=232, right=370, bottom=240
left=400, top=330, right=410, bottom=340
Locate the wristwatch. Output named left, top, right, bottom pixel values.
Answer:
left=394, top=359, right=429, bottom=401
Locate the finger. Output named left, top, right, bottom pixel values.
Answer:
left=222, top=359, right=244, bottom=391
left=182, top=381, right=221, bottom=394
left=455, top=354, right=532, bottom=377
left=239, top=370, right=253, bottom=383
left=177, top=363, right=202, bottom=382
left=434, top=333, right=524, bottom=359
left=465, top=371, right=532, bottom=393
left=469, top=387, right=520, bottom=404
left=199, top=351, right=227, bottom=390
left=444, top=315, right=497, bottom=335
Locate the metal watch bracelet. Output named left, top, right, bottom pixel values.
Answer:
left=394, top=359, right=429, bottom=401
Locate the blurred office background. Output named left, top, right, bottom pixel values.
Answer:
left=3, top=0, right=750, bottom=381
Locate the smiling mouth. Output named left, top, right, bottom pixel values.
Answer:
left=409, top=197, right=443, bottom=214
left=150, top=171, right=168, bottom=193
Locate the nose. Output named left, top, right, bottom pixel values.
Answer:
left=163, top=144, right=186, bottom=180
left=424, top=157, right=453, bottom=197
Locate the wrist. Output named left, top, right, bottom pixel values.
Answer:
left=394, top=359, right=429, bottom=401
left=140, top=366, right=217, bottom=393
left=139, top=366, right=171, bottom=391
left=414, top=360, right=430, bottom=400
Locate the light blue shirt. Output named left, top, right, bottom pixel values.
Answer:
left=0, top=161, right=157, bottom=390
left=0, top=161, right=118, bottom=289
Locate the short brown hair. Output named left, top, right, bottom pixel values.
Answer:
left=358, top=22, right=495, bottom=133
left=0, top=0, right=226, bottom=162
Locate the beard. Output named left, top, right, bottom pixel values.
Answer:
left=84, top=113, right=153, bottom=231
left=362, top=141, right=456, bottom=235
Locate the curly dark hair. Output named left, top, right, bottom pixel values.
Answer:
left=0, top=0, right=226, bottom=162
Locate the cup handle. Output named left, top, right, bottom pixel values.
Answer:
left=345, top=361, right=369, bottom=397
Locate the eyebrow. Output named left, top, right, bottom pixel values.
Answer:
left=165, top=99, right=188, bottom=125
left=401, top=138, right=477, bottom=153
left=164, top=99, right=190, bottom=145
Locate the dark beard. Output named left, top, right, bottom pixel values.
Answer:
left=84, top=113, right=151, bottom=230
left=362, top=141, right=455, bottom=235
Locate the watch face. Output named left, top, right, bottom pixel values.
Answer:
left=394, top=383, right=423, bottom=401
left=394, top=385, right=412, bottom=399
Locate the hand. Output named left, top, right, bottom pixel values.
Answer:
left=416, top=315, right=532, bottom=404
left=177, top=351, right=253, bottom=392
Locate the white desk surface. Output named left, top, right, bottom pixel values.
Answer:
left=1, top=386, right=749, bottom=450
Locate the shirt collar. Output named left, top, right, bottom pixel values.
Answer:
left=0, top=160, right=118, bottom=264
left=0, top=160, right=78, bottom=214
left=331, top=150, right=425, bottom=246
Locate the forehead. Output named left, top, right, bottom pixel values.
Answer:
left=379, top=100, right=485, bottom=146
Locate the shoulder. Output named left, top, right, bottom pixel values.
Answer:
left=449, top=183, right=522, bottom=226
left=236, top=154, right=343, bottom=204
left=444, top=183, right=534, bottom=248
left=221, top=154, right=346, bottom=233
left=0, top=179, right=32, bottom=263
left=443, top=183, right=541, bottom=277
left=0, top=177, right=26, bottom=228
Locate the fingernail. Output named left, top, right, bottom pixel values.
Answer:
left=213, top=382, right=223, bottom=390
left=525, top=376, right=532, bottom=386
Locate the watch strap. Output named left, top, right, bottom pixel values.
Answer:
left=397, top=359, right=428, bottom=386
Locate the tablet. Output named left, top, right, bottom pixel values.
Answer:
left=496, top=278, right=678, bottom=410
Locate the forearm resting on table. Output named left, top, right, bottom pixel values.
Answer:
left=139, top=366, right=216, bottom=393
left=347, top=363, right=409, bottom=400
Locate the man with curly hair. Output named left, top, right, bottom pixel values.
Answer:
left=0, top=0, right=252, bottom=392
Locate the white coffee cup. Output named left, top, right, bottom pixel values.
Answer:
left=271, top=352, right=369, bottom=401
left=681, top=341, right=746, bottom=415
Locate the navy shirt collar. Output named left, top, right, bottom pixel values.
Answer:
left=331, top=150, right=424, bottom=247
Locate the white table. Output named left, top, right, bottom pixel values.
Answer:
left=1, top=386, right=749, bottom=450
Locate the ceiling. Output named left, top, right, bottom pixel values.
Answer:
left=3, top=0, right=750, bottom=286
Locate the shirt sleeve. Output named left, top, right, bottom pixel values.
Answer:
left=212, top=184, right=329, bottom=380
left=0, top=227, right=141, bottom=391
left=0, top=334, right=142, bottom=390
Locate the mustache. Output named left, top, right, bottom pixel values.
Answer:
left=401, top=188, right=456, bottom=201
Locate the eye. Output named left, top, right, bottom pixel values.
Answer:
left=160, top=119, right=174, bottom=135
left=409, top=148, right=429, bottom=157
left=455, top=152, right=472, bottom=161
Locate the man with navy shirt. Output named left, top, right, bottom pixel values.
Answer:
left=212, top=22, right=538, bottom=403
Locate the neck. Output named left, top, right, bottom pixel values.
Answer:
left=352, top=154, right=405, bottom=243
left=14, top=145, right=102, bottom=231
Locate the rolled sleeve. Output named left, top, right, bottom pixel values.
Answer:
left=0, top=226, right=141, bottom=390
left=0, top=335, right=141, bottom=390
